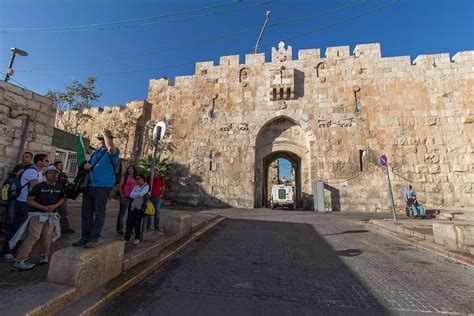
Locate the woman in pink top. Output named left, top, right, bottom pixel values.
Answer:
left=116, top=165, right=137, bottom=235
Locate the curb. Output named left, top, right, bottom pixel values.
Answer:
left=63, top=216, right=226, bottom=315
left=363, top=221, right=474, bottom=266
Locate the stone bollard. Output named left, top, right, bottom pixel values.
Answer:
left=47, top=240, right=124, bottom=295
left=164, top=215, right=192, bottom=238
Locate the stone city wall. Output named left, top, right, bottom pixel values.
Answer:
left=0, top=81, right=57, bottom=181
left=146, top=42, right=473, bottom=211
left=56, top=100, right=152, bottom=163
left=57, top=42, right=473, bottom=212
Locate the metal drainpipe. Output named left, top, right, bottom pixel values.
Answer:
left=15, top=115, right=31, bottom=165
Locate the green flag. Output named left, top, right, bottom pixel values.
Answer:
left=76, top=134, right=86, bottom=166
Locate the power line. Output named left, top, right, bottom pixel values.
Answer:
left=19, top=0, right=366, bottom=72
left=0, top=0, right=244, bottom=33
left=0, top=72, right=31, bottom=90
left=18, top=0, right=399, bottom=76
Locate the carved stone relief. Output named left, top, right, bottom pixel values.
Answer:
left=317, top=118, right=355, bottom=128
left=239, top=67, right=249, bottom=87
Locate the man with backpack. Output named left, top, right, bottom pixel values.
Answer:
left=1, top=152, right=34, bottom=233
left=54, top=160, right=74, bottom=234
left=0, top=153, right=50, bottom=262
left=12, top=151, right=34, bottom=175
left=72, top=129, right=120, bottom=249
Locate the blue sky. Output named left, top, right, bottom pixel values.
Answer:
left=0, top=0, right=472, bottom=109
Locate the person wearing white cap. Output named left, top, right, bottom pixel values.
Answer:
left=10, top=165, right=64, bottom=270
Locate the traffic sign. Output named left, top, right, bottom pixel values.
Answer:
left=380, top=154, right=388, bottom=166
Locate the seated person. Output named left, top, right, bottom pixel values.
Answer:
left=403, top=184, right=425, bottom=218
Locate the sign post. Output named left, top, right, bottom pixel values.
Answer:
left=380, top=154, right=397, bottom=221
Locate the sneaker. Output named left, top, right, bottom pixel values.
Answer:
left=154, top=227, right=161, bottom=232
left=12, top=260, right=35, bottom=271
left=72, top=239, right=88, bottom=247
left=61, top=228, right=75, bottom=234
left=84, top=241, right=98, bottom=248
left=38, top=254, right=49, bottom=265
left=0, top=254, right=16, bottom=263
left=132, top=239, right=140, bottom=245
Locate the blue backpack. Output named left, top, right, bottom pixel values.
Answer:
left=8, top=165, right=36, bottom=201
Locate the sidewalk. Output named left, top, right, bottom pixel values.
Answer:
left=363, top=216, right=474, bottom=266
left=0, top=199, right=216, bottom=292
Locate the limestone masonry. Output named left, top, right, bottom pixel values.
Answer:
left=58, top=42, right=474, bottom=211
left=1, top=81, right=57, bottom=181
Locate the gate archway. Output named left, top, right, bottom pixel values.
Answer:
left=254, top=116, right=311, bottom=209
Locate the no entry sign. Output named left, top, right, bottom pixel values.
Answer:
left=380, top=154, right=388, bottom=166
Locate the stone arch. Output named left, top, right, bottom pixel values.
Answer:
left=254, top=116, right=312, bottom=209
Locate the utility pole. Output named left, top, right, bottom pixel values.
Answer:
left=254, top=11, right=270, bottom=54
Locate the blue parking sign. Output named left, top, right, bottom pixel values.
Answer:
left=380, top=154, right=388, bottom=166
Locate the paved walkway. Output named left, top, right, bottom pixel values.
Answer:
left=100, top=209, right=474, bottom=315
left=0, top=199, right=213, bottom=291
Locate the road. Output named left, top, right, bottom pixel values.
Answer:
left=99, top=209, right=474, bottom=315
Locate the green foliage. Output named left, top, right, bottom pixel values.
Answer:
left=137, top=154, right=172, bottom=181
left=47, top=75, right=101, bottom=133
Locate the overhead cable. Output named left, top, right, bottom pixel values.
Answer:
left=19, top=0, right=399, bottom=76
left=0, top=0, right=271, bottom=33
left=20, top=0, right=366, bottom=72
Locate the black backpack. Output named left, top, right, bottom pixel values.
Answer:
left=107, top=153, right=122, bottom=186
left=66, top=165, right=90, bottom=200
left=8, top=165, right=36, bottom=201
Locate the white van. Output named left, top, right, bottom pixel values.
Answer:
left=270, top=184, right=296, bottom=210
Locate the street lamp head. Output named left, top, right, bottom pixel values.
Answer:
left=11, top=47, right=28, bottom=57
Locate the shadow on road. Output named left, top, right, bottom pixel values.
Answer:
left=100, top=218, right=388, bottom=315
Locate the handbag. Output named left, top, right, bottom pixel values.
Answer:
left=144, top=201, right=155, bottom=216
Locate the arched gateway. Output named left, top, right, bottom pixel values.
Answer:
left=255, top=116, right=312, bottom=209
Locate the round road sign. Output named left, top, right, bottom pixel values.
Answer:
left=380, top=154, right=388, bottom=166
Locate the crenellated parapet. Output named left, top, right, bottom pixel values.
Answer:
left=148, top=42, right=473, bottom=92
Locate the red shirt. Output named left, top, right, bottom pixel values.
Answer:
left=150, top=176, right=164, bottom=198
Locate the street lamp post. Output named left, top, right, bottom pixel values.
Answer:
left=4, top=47, right=28, bottom=82
left=141, top=121, right=166, bottom=240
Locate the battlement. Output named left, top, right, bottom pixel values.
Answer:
left=413, top=53, right=451, bottom=66
left=149, top=42, right=474, bottom=91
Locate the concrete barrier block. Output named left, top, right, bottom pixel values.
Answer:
left=433, top=223, right=458, bottom=250
left=455, top=225, right=474, bottom=248
left=47, top=240, right=124, bottom=295
left=164, top=215, right=192, bottom=237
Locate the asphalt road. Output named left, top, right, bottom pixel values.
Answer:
left=99, top=209, right=474, bottom=315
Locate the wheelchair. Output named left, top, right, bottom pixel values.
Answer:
left=405, top=198, right=426, bottom=219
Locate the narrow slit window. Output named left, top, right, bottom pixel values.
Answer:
left=286, top=88, right=291, bottom=100
left=279, top=88, right=284, bottom=100
left=272, top=88, right=277, bottom=101
left=359, top=150, right=364, bottom=172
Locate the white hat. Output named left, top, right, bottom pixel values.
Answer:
left=44, top=165, right=59, bottom=174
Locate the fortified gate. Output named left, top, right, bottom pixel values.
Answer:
left=62, top=42, right=474, bottom=211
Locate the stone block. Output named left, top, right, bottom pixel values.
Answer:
left=219, top=55, right=240, bottom=66
left=245, top=53, right=265, bottom=65
left=353, top=43, right=381, bottom=59
left=298, top=48, right=321, bottom=60
left=164, top=215, right=192, bottom=238
left=47, top=240, right=124, bottom=295
left=325, top=46, right=350, bottom=59
left=433, top=223, right=458, bottom=249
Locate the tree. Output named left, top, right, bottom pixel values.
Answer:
left=137, top=154, right=172, bottom=182
left=47, top=75, right=101, bottom=133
